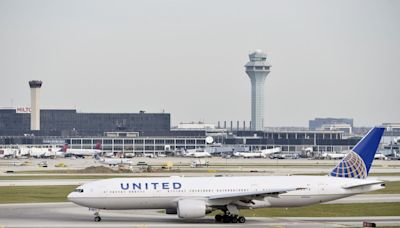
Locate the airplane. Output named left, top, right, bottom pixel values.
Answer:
left=0, top=148, right=17, bottom=158
left=374, top=153, right=387, bottom=160
left=233, top=147, right=282, bottom=158
left=61, top=143, right=102, bottom=158
left=13, top=146, right=56, bottom=159
left=322, top=151, right=347, bottom=160
left=68, top=127, right=385, bottom=224
left=94, top=155, right=133, bottom=166
left=29, top=147, right=58, bottom=158
left=182, top=148, right=212, bottom=158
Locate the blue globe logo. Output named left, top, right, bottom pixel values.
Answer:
left=330, top=151, right=367, bottom=179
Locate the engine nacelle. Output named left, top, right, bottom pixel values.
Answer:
left=177, top=199, right=206, bottom=219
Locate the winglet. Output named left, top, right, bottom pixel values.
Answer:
left=329, top=127, right=385, bottom=179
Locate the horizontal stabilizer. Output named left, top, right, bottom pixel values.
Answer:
left=342, top=180, right=384, bottom=189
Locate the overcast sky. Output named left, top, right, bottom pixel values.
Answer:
left=0, top=0, right=399, bottom=127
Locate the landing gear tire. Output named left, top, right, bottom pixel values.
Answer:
left=238, top=216, right=246, bottom=223
left=231, top=216, right=238, bottom=223
left=222, top=215, right=231, bottom=223
left=215, top=214, right=222, bottom=222
left=94, top=216, right=101, bottom=222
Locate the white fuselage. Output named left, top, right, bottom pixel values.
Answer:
left=97, top=158, right=133, bottom=166
left=68, top=176, right=383, bottom=210
left=234, top=152, right=266, bottom=158
left=0, top=148, right=18, bottom=158
left=184, top=150, right=212, bottom=158
left=234, top=147, right=281, bottom=158
left=16, top=147, right=58, bottom=158
left=65, top=149, right=101, bottom=157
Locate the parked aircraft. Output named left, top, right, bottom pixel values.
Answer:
left=68, top=127, right=385, bottom=223
left=0, top=148, right=17, bottom=158
left=322, top=151, right=347, bottom=160
left=16, top=146, right=60, bottom=158
left=61, top=143, right=102, bottom=158
left=233, top=147, right=281, bottom=158
left=94, top=155, right=133, bottom=166
left=374, top=153, right=387, bottom=160
left=182, top=148, right=212, bottom=158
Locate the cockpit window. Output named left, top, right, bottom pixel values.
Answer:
left=73, top=189, right=84, bottom=193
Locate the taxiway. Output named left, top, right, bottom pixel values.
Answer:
left=0, top=202, right=399, bottom=228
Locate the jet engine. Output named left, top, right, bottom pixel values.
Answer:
left=177, top=199, right=206, bottom=218
left=165, top=208, right=177, bottom=214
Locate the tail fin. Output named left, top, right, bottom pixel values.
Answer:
left=329, top=127, right=385, bottom=179
left=60, top=144, right=68, bottom=152
left=94, top=142, right=102, bottom=150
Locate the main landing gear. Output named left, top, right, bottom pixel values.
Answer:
left=214, top=214, right=246, bottom=223
left=215, top=204, right=246, bottom=223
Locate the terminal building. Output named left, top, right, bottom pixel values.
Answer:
left=0, top=108, right=388, bottom=155
left=0, top=109, right=361, bottom=154
left=0, top=108, right=170, bottom=137
left=1, top=109, right=394, bottom=156
left=309, top=118, right=354, bottom=131
left=61, top=129, right=361, bottom=156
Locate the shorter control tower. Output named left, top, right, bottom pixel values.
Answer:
left=29, top=80, right=42, bottom=131
left=245, top=50, right=271, bottom=131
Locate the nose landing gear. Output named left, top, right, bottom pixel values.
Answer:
left=90, top=209, right=102, bottom=222
left=94, top=215, right=101, bottom=222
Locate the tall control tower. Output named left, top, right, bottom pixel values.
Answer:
left=245, top=50, right=271, bottom=131
left=29, top=80, right=42, bottom=131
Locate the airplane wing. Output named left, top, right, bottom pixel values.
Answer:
left=208, top=187, right=302, bottom=202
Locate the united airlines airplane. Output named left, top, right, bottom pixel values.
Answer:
left=68, top=127, right=385, bottom=223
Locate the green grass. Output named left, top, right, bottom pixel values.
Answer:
left=0, top=185, right=78, bottom=204
left=371, top=181, right=400, bottom=194
left=210, top=203, right=400, bottom=217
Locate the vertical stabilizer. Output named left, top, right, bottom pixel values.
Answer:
left=329, top=127, right=385, bottom=178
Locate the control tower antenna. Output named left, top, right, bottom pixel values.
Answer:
left=245, top=50, right=271, bottom=131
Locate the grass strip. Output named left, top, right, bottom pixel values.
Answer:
left=0, top=185, right=78, bottom=204
left=371, top=181, right=400, bottom=194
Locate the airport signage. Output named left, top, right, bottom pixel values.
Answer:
left=16, top=107, right=31, bottom=113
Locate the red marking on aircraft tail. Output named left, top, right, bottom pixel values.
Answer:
left=61, top=144, right=68, bottom=152
left=95, top=142, right=102, bottom=150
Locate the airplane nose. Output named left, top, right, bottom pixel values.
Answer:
left=67, top=192, right=75, bottom=202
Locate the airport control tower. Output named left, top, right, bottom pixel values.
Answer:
left=29, top=80, right=42, bottom=131
left=245, top=50, right=271, bottom=131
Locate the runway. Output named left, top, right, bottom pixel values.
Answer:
left=0, top=202, right=399, bottom=228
